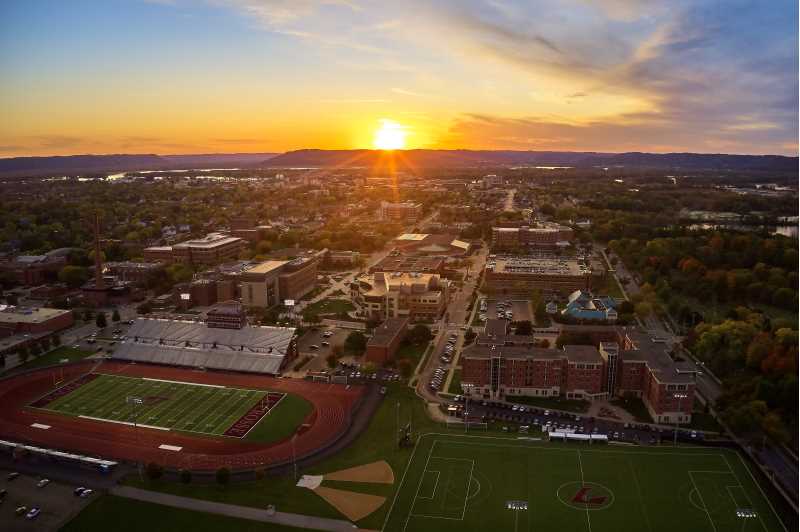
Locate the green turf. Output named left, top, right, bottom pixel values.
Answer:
left=244, top=393, right=313, bottom=443
left=302, top=298, right=355, bottom=320
left=509, top=395, right=591, bottom=414
left=448, top=368, right=462, bottom=395
left=10, top=346, right=94, bottom=372
left=62, top=495, right=317, bottom=532
left=33, top=373, right=302, bottom=438
left=383, top=433, right=787, bottom=532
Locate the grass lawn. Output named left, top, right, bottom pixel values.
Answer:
left=9, top=345, right=94, bottom=372
left=610, top=396, right=654, bottom=423
left=62, top=495, right=317, bottom=532
left=245, top=393, right=313, bottom=444
left=448, top=368, right=462, bottom=395
left=302, top=298, right=354, bottom=320
left=598, top=272, right=625, bottom=300
left=396, top=342, right=428, bottom=367
left=508, top=395, right=590, bottom=413
left=383, top=433, right=788, bottom=532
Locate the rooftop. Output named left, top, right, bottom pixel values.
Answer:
left=368, top=317, right=409, bottom=346
left=243, top=260, right=288, bottom=275
left=0, top=306, right=72, bottom=325
left=489, top=256, right=587, bottom=276
left=173, top=233, right=242, bottom=249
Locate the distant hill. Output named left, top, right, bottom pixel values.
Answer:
left=263, top=149, right=798, bottom=172
left=0, top=153, right=278, bottom=178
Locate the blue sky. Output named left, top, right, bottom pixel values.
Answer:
left=0, top=0, right=797, bottom=155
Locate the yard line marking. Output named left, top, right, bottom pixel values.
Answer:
left=78, top=415, right=170, bottom=431
left=577, top=450, right=592, bottom=532
left=687, top=471, right=717, bottom=532
left=419, top=470, right=440, bottom=500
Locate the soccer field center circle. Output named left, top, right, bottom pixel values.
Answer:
left=556, top=481, right=615, bottom=511
left=0, top=360, right=366, bottom=472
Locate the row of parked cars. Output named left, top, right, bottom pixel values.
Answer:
left=5, top=471, right=93, bottom=522
left=440, top=333, right=458, bottom=364
left=429, top=366, right=448, bottom=391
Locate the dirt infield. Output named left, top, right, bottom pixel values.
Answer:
left=0, top=361, right=365, bottom=471
left=314, top=486, right=387, bottom=522
left=325, top=460, right=394, bottom=484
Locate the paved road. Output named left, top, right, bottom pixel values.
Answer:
left=111, top=486, right=366, bottom=532
left=416, top=244, right=489, bottom=401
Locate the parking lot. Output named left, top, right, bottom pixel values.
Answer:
left=296, top=326, right=350, bottom=364
left=448, top=397, right=706, bottom=445
left=0, top=471, right=94, bottom=532
left=477, top=299, right=533, bottom=324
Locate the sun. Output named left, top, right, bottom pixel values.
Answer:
left=372, top=119, right=407, bottom=150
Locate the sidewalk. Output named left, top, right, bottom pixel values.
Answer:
left=111, top=486, right=373, bottom=532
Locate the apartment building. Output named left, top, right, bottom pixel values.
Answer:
left=461, top=322, right=697, bottom=424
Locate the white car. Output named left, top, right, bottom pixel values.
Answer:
left=36, top=478, right=50, bottom=488
left=26, top=507, right=41, bottom=520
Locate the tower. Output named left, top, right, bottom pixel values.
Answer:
left=94, top=211, right=105, bottom=290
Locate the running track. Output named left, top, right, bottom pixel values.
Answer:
left=0, top=361, right=364, bottom=471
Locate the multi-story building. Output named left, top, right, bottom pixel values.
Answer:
left=239, top=257, right=317, bottom=308
left=380, top=201, right=422, bottom=222
left=351, top=272, right=449, bottom=321
left=365, top=317, right=409, bottom=364
left=491, top=223, right=573, bottom=250
left=483, top=255, right=595, bottom=296
left=0, top=306, right=74, bottom=336
left=143, top=233, right=245, bottom=266
left=391, top=234, right=471, bottom=256
left=1, top=251, right=67, bottom=286
left=369, top=254, right=445, bottom=275
left=461, top=322, right=697, bottom=424
left=103, top=261, right=165, bottom=285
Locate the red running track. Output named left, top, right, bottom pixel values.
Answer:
left=0, top=361, right=365, bottom=471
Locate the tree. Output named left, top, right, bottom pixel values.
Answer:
left=112, top=308, right=121, bottom=322
left=95, top=311, right=107, bottom=329
left=344, top=331, right=367, bottom=356
left=29, top=343, right=42, bottom=357
left=514, top=320, right=533, bottom=336
left=179, top=469, right=192, bottom=484
left=52, top=334, right=62, bottom=347
left=145, top=462, right=163, bottom=480
left=83, top=309, right=94, bottom=321
left=58, top=265, right=89, bottom=288
left=216, top=467, right=230, bottom=486
left=18, top=347, right=30, bottom=364
left=326, top=353, right=338, bottom=369
left=407, top=324, right=432, bottom=345
left=464, top=328, right=476, bottom=345
left=137, top=301, right=153, bottom=315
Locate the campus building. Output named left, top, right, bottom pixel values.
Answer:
left=0, top=305, right=75, bottom=356
left=561, top=290, right=618, bottom=322
left=483, top=255, right=596, bottom=296
left=369, top=254, right=445, bottom=275
left=365, top=317, right=409, bottom=364
left=144, top=233, right=245, bottom=266
left=379, top=201, right=422, bottom=223
left=461, top=321, right=697, bottom=424
left=351, top=272, right=449, bottom=321
left=491, top=224, right=573, bottom=250
left=391, top=233, right=471, bottom=256
left=239, top=257, right=318, bottom=308
left=1, top=251, right=67, bottom=286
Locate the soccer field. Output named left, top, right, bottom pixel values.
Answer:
left=30, top=373, right=289, bottom=439
left=384, top=433, right=787, bottom=532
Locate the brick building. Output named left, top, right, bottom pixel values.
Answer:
left=365, top=317, right=409, bottom=364
left=144, top=233, right=245, bottom=266
left=461, top=321, right=697, bottom=424
left=483, top=255, right=595, bottom=296
left=351, top=272, right=449, bottom=321
left=240, top=257, right=318, bottom=308
left=380, top=201, right=422, bottom=222
left=491, top=223, right=573, bottom=250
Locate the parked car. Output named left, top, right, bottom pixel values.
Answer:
left=36, top=478, right=50, bottom=488
left=26, top=507, right=41, bottom=520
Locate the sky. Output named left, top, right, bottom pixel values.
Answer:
left=0, top=0, right=797, bottom=156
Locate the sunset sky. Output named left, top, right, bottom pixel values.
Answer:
left=0, top=0, right=797, bottom=156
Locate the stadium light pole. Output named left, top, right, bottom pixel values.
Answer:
left=672, top=392, right=688, bottom=446
left=291, top=433, right=298, bottom=482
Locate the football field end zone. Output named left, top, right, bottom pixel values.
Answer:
left=383, top=432, right=788, bottom=532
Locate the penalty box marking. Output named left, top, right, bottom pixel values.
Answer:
left=410, top=453, right=476, bottom=522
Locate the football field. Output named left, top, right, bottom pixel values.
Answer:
left=384, top=433, right=787, bottom=532
left=30, top=373, right=287, bottom=438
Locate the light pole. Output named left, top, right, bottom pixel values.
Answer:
left=673, top=392, right=688, bottom=446
left=291, top=433, right=298, bottom=482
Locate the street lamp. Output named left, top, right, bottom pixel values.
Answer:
left=672, top=392, right=688, bottom=446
